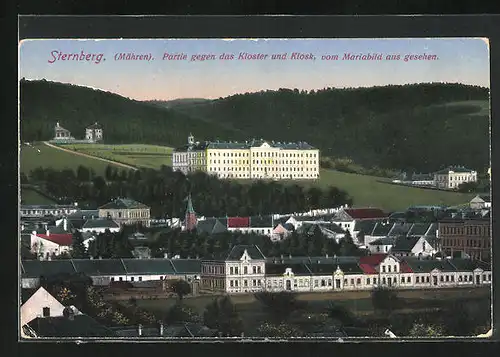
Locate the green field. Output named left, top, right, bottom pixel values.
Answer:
left=59, top=143, right=173, bottom=169
left=20, top=142, right=123, bottom=177
left=20, top=188, right=57, bottom=205
left=240, top=169, right=475, bottom=212
left=311, top=169, right=475, bottom=211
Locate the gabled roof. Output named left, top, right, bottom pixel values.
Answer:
left=369, top=237, right=395, bottom=246
left=35, top=233, right=73, bottom=246
left=227, top=217, right=250, bottom=228
left=21, top=260, right=77, bottom=278
left=359, top=264, right=377, bottom=274
left=226, top=244, right=266, bottom=260
left=82, top=219, right=120, bottom=229
left=472, top=194, right=491, bottom=203
left=354, top=219, right=379, bottom=233
left=388, top=223, right=413, bottom=237
left=28, top=315, right=116, bottom=337
left=390, top=236, right=421, bottom=252
left=371, top=222, right=393, bottom=237
left=99, top=198, right=149, bottom=210
left=249, top=215, right=273, bottom=228
left=403, top=258, right=456, bottom=273
left=121, top=259, right=175, bottom=275
left=170, top=259, right=201, bottom=274
left=344, top=208, right=388, bottom=220
left=407, top=223, right=431, bottom=237
left=71, top=259, right=127, bottom=276
left=359, top=254, right=387, bottom=266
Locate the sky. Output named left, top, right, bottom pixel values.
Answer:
left=19, top=38, right=490, bottom=101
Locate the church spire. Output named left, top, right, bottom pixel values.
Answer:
left=184, top=193, right=197, bottom=231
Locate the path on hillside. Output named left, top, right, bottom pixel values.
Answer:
left=43, top=141, right=138, bottom=171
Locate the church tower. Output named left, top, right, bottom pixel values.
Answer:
left=184, top=193, right=197, bottom=231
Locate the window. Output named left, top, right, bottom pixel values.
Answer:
left=382, top=266, right=386, bottom=273
left=235, top=280, right=239, bottom=287
left=244, top=266, right=248, bottom=274
left=401, top=277, right=405, bottom=283
left=382, top=278, right=386, bottom=285
left=451, top=275, right=454, bottom=282
left=131, top=277, right=135, bottom=281
left=111, top=277, right=115, bottom=282
left=394, top=265, right=397, bottom=272
left=253, top=266, right=257, bottom=274
left=367, top=278, right=371, bottom=285
left=235, top=267, right=239, bottom=274
left=139, top=277, right=142, bottom=281
left=373, top=278, right=377, bottom=284
left=344, top=279, right=348, bottom=285
left=253, top=280, right=256, bottom=287
left=257, top=266, right=262, bottom=274
left=321, top=279, right=326, bottom=287
left=314, top=280, right=319, bottom=287
left=388, top=266, right=391, bottom=273
left=416, top=276, right=420, bottom=283
left=440, top=276, right=444, bottom=282
left=351, top=279, right=354, bottom=285
left=425, top=277, right=429, bottom=283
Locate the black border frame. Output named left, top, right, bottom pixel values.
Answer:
left=10, top=14, right=500, bottom=355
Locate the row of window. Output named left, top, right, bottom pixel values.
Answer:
left=381, top=264, right=399, bottom=273
left=105, top=210, right=149, bottom=219
left=208, top=152, right=318, bottom=158
left=21, top=209, right=75, bottom=215
left=207, top=159, right=318, bottom=165
left=229, top=279, right=262, bottom=287
left=442, top=238, right=491, bottom=248
left=208, top=166, right=318, bottom=172
left=228, top=228, right=272, bottom=235
left=227, top=266, right=263, bottom=275
left=214, top=173, right=319, bottom=179
left=440, top=225, right=490, bottom=237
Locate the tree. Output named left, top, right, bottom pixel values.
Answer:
left=171, top=279, right=192, bottom=300
left=254, top=291, right=307, bottom=322
left=371, top=286, right=399, bottom=314
left=76, top=165, right=91, bottom=182
left=71, top=231, right=88, bottom=258
left=203, top=295, right=244, bottom=337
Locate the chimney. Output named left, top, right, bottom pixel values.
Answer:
left=46, top=229, right=50, bottom=236
left=326, top=253, right=329, bottom=258
left=159, top=323, right=164, bottom=336
left=138, top=324, right=143, bottom=336
left=164, top=253, right=169, bottom=259
left=63, top=219, right=67, bottom=231
left=289, top=254, right=292, bottom=259
left=99, top=256, right=102, bottom=260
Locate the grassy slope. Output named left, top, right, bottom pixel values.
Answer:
left=20, top=142, right=123, bottom=177
left=60, top=143, right=174, bottom=169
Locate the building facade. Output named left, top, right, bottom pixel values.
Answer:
left=85, top=122, right=103, bottom=142
left=53, top=122, right=73, bottom=140
left=438, top=218, right=491, bottom=261
left=98, top=198, right=151, bottom=227
left=172, top=134, right=320, bottom=180
left=434, top=166, right=478, bottom=190
left=200, top=246, right=492, bottom=295
left=20, top=204, right=80, bottom=218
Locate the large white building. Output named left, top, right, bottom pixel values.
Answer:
left=172, top=134, right=320, bottom=180
left=434, top=166, right=478, bottom=190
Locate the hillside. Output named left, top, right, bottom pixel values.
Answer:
left=20, top=80, right=242, bottom=147
left=20, top=80, right=490, bottom=173
left=171, top=84, right=490, bottom=173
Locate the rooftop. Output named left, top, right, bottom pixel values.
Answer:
left=99, top=198, right=150, bottom=210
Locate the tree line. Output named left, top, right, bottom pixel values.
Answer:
left=24, top=164, right=353, bottom=218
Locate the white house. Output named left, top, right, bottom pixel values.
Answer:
left=368, top=237, right=395, bottom=254
left=30, top=231, right=73, bottom=260
left=226, top=216, right=275, bottom=237
left=390, top=236, right=439, bottom=258
left=85, top=122, right=103, bottom=142
left=331, top=208, right=389, bottom=242
left=201, top=245, right=267, bottom=294
left=470, top=195, right=491, bottom=210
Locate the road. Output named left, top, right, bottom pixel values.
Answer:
left=43, top=141, right=138, bottom=171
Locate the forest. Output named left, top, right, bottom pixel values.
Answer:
left=20, top=79, right=489, bottom=173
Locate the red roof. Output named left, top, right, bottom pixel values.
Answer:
left=227, top=217, right=250, bottom=228
left=36, top=234, right=73, bottom=246
left=359, top=254, right=387, bottom=266
left=344, top=208, right=388, bottom=220
left=400, top=261, right=413, bottom=273
left=359, top=264, right=378, bottom=274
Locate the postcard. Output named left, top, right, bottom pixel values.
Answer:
left=19, top=37, right=492, bottom=341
